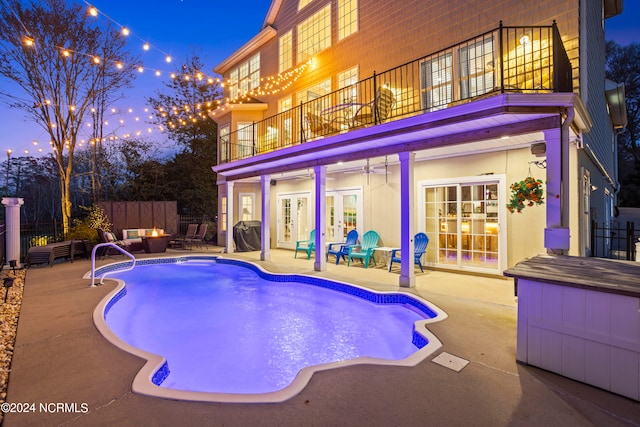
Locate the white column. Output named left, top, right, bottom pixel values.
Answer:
left=225, top=181, right=235, bottom=254
left=314, top=165, right=327, bottom=271
left=398, top=152, right=416, bottom=287
left=543, top=127, right=570, bottom=253
left=3, top=198, right=24, bottom=268
left=261, top=175, right=271, bottom=261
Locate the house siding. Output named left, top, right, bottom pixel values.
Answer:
left=212, top=0, right=620, bottom=271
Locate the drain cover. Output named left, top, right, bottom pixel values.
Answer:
left=431, top=352, right=469, bottom=372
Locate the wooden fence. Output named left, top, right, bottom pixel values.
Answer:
left=97, top=201, right=178, bottom=237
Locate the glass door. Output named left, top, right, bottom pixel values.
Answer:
left=325, top=189, right=362, bottom=243
left=423, top=178, right=503, bottom=273
left=276, top=192, right=311, bottom=249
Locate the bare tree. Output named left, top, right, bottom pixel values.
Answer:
left=606, top=41, right=640, bottom=206
left=0, top=0, right=137, bottom=231
left=148, top=53, right=222, bottom=215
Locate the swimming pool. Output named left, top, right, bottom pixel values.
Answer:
left=91, top=256, right=447, bottom=403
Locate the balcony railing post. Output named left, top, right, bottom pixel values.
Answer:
left=253, top=122, right=257, bottom=156
left=299, top=101, right=305, bottom=143
left=372, top=71, right=378, bottom=124
left=498, top=21, right=505, bottom=94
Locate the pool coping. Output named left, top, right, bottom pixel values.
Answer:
left=87, top=255, right=448, bottom=403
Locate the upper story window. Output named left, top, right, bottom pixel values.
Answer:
left=298, top=0, right=314, bottom=10
left=337, top=66, right=359, bottom=101
left=219, top=124, right=230, bottom=163
left=421, top=53, right=453, bottom=111
left=229, top=53, right=260, bottom=101
left=338, top=0, right=358, bottom=40
left=459, top=37, right=495, bottom=99
left=279, top=31, right=293, bottom=73
left=297, top=78, right=332, bottom=106
left=297, top=4, right=331, bottom=64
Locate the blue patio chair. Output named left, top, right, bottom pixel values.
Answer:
left=347, top=230, right=380, bottom=268
left=388, top=232, right=429, bottom=272
left=326, top=229, right=359, bottom=265
left=294, top=229, right=315, bottom=259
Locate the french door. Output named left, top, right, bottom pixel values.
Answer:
left=325, top=189, right=363, bottom=242
left=276, top=192, right=311, bottom=249
left=421, top=176, right=506, bottom=273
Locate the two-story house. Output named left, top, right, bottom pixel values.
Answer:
left=210, top=0, right=625, bottom=286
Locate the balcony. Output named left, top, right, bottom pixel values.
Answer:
left=217, top=23, right=572, bottom=165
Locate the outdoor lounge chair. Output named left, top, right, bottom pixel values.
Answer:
left=388, top=232, right=429, bottom=272
left=347, top=230, right=380, bottom=268
left=352, top=86, right=395, bottom=126
left=294, top=229, right=315, bottom=259
left=170, top=223, right=198, bottom=249
left=184, top=223, right=208, bottom=250
left=326, top=229, right=359, bottom=264
left=305, top=112, right=341, bottom=137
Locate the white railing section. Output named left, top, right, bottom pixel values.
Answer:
left=90, top=243, right=136, bottom=287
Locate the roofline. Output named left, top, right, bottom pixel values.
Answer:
left=604, top=0, right=623, bottom=19
left=214, top=26, right=278, bottom=75
left=263, top=0, right=283, bottom=27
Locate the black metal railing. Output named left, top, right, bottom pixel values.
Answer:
left=219, top=22, right=572, bottom=164
left=591, top=221, right=639, bottom=261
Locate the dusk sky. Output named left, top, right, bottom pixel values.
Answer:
left=0, top=0, right=638, bottom=158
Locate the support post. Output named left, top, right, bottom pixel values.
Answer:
left=225, top=181, right=235, bottom=254
left=398, top=152, right=415, bottom=287
left=261, top=175, right=271, bottom=261
left=544, top=124, right=570, bottom=253
left=314, top=165, right=327, bottom=271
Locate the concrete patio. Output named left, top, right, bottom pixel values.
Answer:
left=3, top=248, right=639, bottom=426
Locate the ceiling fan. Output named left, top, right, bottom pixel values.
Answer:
left=345, top=158, right=391, bottom=184
left=292, top=169, right=335, bottom=180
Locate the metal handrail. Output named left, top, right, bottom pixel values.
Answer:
left=90, top=243, right=136, bottom=287
left=220, top=23, right=571, bottom=164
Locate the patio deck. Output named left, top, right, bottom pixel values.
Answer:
left=3, top=248, right=639, bottom=426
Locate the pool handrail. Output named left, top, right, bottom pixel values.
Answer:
left=90, top=243, right=136, bottom=287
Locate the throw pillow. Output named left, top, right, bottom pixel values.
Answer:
left=127, top=230, right=139, bottom=239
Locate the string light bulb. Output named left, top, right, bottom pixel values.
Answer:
left=88, top=6, right=98, bottom=17
left=121, top=27, right=130, bottom=36
left=143, top=42, right=150, bottom=51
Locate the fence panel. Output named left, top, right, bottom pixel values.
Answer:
left=591, top=221, right=639, bottom=261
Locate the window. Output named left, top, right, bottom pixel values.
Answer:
left=229, top=53, right=260, bottom=101
left=279, top=31, right=293, bottom=73
left=338, top=0, right=358, bottom=40
left=279, top=97, right=293, bottom=145
left=219, top=124, right=230, bottom=163
left=297, top=5, right=331, bottom=63
left=237, top=122, right=254, bottom=158
left=297, top=79, right=332, bottom=105
left=298, top=0, right=314, bottom=10
left=337, top=66, right=359, bottom=100
left=239, top=193, right=255, bottom=221
left=220, top=196, right=227, bottom=232
left=459, top=37, right=495, bottom=99
left=421, top=52, right=453, bottom=111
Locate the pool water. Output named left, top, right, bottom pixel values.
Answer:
left=97, top=258, right=445, bottom=400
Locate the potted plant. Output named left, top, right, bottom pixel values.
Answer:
left=507, top=177, right=544, bottom=213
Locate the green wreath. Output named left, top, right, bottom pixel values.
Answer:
left=507, top=177, right=544, bottom=213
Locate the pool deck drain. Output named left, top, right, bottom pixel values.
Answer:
left=431, top=352, right=469, bottom=372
